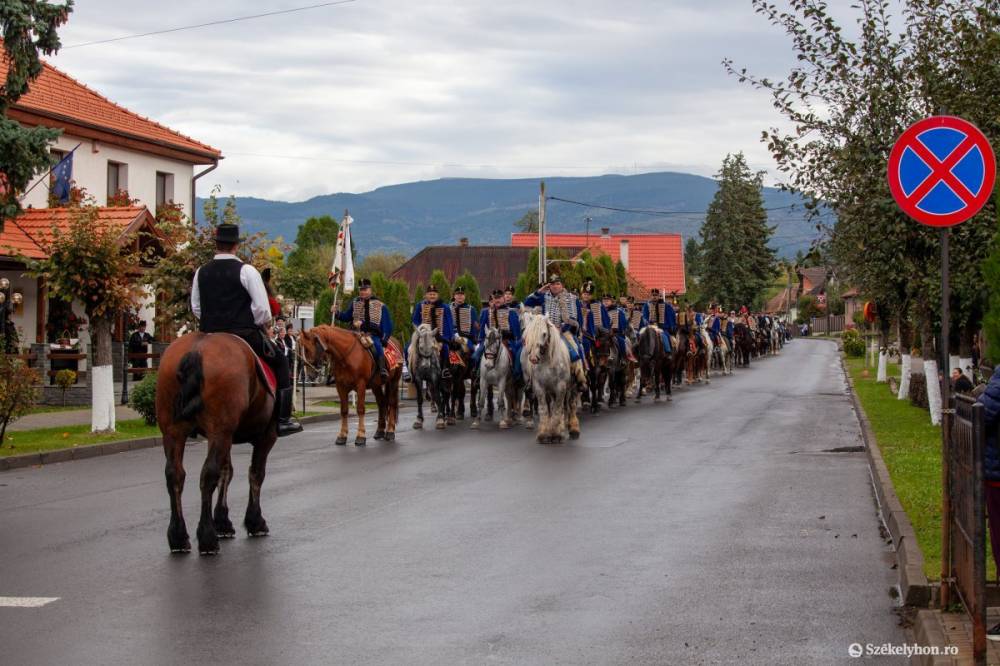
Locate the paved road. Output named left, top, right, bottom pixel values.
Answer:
left=0, top=339, right=905, bottom=665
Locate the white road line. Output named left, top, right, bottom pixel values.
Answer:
left=0, top=597, right=59, bottom=608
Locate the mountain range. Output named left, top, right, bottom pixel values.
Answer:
left=200, top=171, right=822, bottom=259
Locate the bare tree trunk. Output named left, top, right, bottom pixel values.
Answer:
left=876, top=314, right=890, bottom=383
left=958, top=324, right=974, bottom=379
left=90, top=315, right=116, bottom=432
left=920, top=304, right=941, bottom=426
left=898, top=312, right=913, bottom=400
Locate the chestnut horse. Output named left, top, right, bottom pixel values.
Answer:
left=298, top=325, right=402, bottom=446
left=157, top=332, right=277, bottom=555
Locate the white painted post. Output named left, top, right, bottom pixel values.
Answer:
left=925, top=358, right=941, bottom=426
left=897, top=353, right=912, bottom=399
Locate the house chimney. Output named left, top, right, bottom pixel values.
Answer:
left=459, top=237, right=469, bottom=247
left=600, top=227, right=611, bottom=239
left=619, top=239, right=629, bottom=269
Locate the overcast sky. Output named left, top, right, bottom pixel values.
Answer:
left=50, top=0, right=820, bottom=201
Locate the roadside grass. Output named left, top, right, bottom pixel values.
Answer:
left=1, top=419, right=159, bottom=457
left=26, top=404, right=88, bottom=415
left=846, top=356, right=948, bottom=580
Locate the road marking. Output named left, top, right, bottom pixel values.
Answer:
left=0, top=597, right=59, bottom=608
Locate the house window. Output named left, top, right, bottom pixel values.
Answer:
left=155, top=172, right=175, bottom=210
left=107, top=161, right=128, bottom=201
left=49, top=149, right=67, bottom=190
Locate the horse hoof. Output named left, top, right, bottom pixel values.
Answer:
left=199, top=547, right=220, bottom=556
left=435, top=419, right=446, bottom=430
left=215, top=523, right=236, bottom=539
left=471, top=420, right=480, bottom=429
left=385, top=431, right=395, bottom=441
left=413, top=420, right=423, bottom=430
left=447, top=416, right=456, bottom=426
left=335, top=436, right=348, bottom=446
left=374, top=430, right=385, bottom=440
left=569, top=430, right=580, bottom=440
left=169, top=546, right=191, bottom=554
left=499, top=420, right=510, bottom=430
left=355, top=437, right=366, bottom=447
left=484, top=414, right=493, bottom=422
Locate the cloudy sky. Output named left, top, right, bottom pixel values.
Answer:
left=50, top=0, right=821, bottom=201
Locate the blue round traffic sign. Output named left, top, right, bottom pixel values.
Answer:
left=887, top=116, right=996, bottom=227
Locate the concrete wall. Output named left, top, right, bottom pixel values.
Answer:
left=21, top=133, right=196, bottom=219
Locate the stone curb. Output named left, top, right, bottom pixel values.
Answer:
left=840, top=354, right=933, bottom=608
left=0, top=412, right=342, bottom=473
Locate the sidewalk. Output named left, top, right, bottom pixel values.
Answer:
left=10, top=383, right=351, bottom=432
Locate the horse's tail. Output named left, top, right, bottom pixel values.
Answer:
left=175, top=349, right=205, bottom=421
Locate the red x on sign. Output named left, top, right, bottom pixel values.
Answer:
left=888, top=116, right=996, bottom=227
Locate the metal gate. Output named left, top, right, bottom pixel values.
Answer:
left=948, top=393, right=987, bottom=664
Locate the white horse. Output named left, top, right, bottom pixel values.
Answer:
left=521, top=313, right=579, bottom=443
left=471, top=326, right=512, bottom=430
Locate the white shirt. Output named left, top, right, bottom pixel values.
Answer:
left=191, top=253, right=271, bottom=327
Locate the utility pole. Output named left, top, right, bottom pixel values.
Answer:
left=585, top=216, right=592, bottom=248
left=538, top=181, right=546, bottom=284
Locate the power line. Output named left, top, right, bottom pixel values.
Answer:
left=225, top=151, right=617, bottom=170
left=546, top=195, right=806, bottom=216
left=63, top=0, right=359, bottom=49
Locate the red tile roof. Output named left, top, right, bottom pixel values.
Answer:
left=391, top=245, right=539, bottom=298
left=0, top=206, right=156, bottom=260
left=1, top=55, right=221, bottom=163
left=511, top=232, right=686, bottom=294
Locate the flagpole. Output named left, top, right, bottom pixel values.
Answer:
left=18, top=143, right=82, bottom=202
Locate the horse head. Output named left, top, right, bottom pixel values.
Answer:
left=484, top=326, right=502, bottom=370
left=525, top=316, right=550, bottom=365
left=298, top=327, right=328, bottom=371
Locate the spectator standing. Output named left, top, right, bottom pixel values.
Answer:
left=128, top=321, right=154, bottom=381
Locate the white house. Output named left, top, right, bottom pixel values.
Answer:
left=0, top=56, right=222, bottom=346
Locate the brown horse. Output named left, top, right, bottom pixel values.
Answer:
left=156, top=332, right=277, bottom=556
left=298, top=325, right=402, bottom=446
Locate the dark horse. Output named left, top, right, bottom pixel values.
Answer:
left=635, top=326, right=673, bottom=403
left=298, top=325, right=402, bottom=445
left=733, top=323, right=753, bottom=368
left=449, top=339, right=478, bottom=422
left=157, top=333, right=277, bottom=555
left=672, top=326, right=692, bottom=386
left=584, top=328, right=612, bottom=414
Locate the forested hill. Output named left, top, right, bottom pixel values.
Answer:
left=199, top=171, right=820, bottom=258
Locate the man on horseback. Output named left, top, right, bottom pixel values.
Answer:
left=601, top=293, right=629, bottom=360
left=503, top=284, right=521, bottom=309
left=450, top=286, right=478, bottom=356
left=642, top=288, right=674, bottom=354
left=474, top=288, right=522, bottom=377
left=336, top=277, right=393, bottom=379
left=190, top=223, right=302, bottom=437
left=580, top=280, right=609, bottom=360
left=523, top=275, right=588, bottom=390
left=412, top=284, right=455, bottom=379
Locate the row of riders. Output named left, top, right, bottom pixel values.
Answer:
left=156, top=223, right=790, bottom=554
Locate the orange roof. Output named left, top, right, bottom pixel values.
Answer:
left=1, top=55, right=221, bottom=163
left=1, top=206, right=157, bottom=260
left=512, top=232, right=686, bottom=294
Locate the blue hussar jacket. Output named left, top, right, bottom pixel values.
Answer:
left=412, top=299, right=454, bottom=340
left=478, top=306, right=521, bottom=342
left=581, top=301, right=610, bottom=338
left=979, top=365, right=1000, bottom=482
left=336, top=297, right=393, bottom=343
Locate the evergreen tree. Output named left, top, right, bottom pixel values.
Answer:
left=0, top=1, right=73, bottom=231
left=698, top=153, right=776, bottom=309
left=452, top=270, right=482, bottom=308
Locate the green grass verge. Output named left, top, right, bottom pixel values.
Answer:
left=845, top=357, right=944, bottom=580
left=1, top=419, right=160, bottom=457
left=26, top=404, right=89, bottom=415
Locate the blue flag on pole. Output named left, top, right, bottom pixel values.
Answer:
left=51, top=151, right=73, bottom=203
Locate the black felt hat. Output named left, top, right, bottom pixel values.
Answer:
left=454, top=285, right=465, bottom=294
left=358, top=278, right=372, bottom=288
left=213, top=223, right=240, bottom=244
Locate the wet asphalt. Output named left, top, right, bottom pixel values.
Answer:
left=0, top=339, right=906, bottom=665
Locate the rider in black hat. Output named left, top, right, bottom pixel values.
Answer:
left=336, top=277, right=393, bottom=379
left=191, top=223, right=302, bottom=436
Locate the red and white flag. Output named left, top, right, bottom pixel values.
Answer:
left=330, top=214, right=355, bottom=294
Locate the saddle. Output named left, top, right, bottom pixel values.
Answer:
left=360, top=333, right=403, bottom=369
left=449, top=350, right=466, bottom=367
left=224, top=333, right=277, bottom=396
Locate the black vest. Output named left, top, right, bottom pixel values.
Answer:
left=197, top=258, right=256, bottom=333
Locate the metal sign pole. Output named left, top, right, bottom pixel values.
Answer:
left=940, top=227, right=952, bottom=607
left=300, top=316, right=306, bottom=415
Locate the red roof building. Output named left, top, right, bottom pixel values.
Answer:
left=510, top=230, right=686, bottom=295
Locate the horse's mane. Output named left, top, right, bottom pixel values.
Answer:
left=522, top=313, right=570, bottom=364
